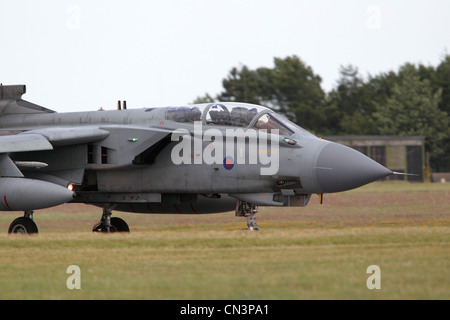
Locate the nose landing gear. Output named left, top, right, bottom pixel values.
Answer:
left=236, top=201, right=260, bottom=230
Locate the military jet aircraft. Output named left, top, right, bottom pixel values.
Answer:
left=0, top=84, right=395, bottom=233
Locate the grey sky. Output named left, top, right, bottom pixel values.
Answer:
left=1, top=0, right=449, bottom=112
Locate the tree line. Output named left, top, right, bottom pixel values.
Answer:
left=192, top=55, right=450, bottom=172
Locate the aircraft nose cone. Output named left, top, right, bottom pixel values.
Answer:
left=316, top=143, right=393, bottom=193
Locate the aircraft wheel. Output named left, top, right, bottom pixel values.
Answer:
left=8, top=217, right=39, bottom=234
left=110, top=217, right=130, bottom=232
left=93, top=217, right=130, bottom=232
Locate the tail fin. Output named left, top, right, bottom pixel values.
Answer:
left=0, top=84, right=56, bottom=115
left=0, top=84, right=26, bottom=100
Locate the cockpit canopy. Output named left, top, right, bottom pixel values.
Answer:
left=165, top=102, right=312, bottom=137
left=165, top=103, right=264, bottom=126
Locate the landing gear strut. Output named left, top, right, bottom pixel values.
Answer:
left=92, top=204, right=130, bottom=233
left=236, top=201, right=260, bottom=230
left=8, top=210, right=39, bottom=234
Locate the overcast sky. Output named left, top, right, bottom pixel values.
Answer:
left=1, top=0, right=449, bottom=113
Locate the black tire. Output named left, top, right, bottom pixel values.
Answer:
left=8, top=217, right=39, bottom=234
left=110, top=217, right=130, bottom=232
left=93, top=217, right=130, bottom=233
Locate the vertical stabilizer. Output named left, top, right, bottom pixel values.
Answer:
left=0, top=84, right=56, bottom=115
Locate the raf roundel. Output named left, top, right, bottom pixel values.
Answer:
left=223, top=156, right=235, bottom=170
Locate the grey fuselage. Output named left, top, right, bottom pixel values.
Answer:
left=1, top=102, right=392, bottom=214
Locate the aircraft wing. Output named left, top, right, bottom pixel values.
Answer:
left=0, top=127, right=110, bottom=152
left=20, top=127, right=111, bottom=147
left=0, top=124, right=175, bottom=179
left=0, top=127, right=110, bottom=177
left=0, top=133, right=53, bottom=153
left=0, top=134, right=51, bottom=177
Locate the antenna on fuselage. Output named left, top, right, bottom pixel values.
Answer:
left=117, top=100, right=127, bottom=110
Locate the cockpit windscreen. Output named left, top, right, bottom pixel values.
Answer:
left=253, top=113, right=294, bottom=136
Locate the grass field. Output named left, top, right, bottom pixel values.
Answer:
left=0, top=181, right=448, bottom=300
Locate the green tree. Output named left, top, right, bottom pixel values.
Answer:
left=191, top=93, right=215, bottom=104
left=217, top=56, right=326, bottom=133
left=433, top=55, right=450, bottom=114
left=267, top=56, right=326, bottom=132
left=427, top=55, right=450, bottom=171
left=374, top=65, right=449, bottom=158
left=328, top=65, right=378, bottom=135
left=217, top=65, right=261, bottom=105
